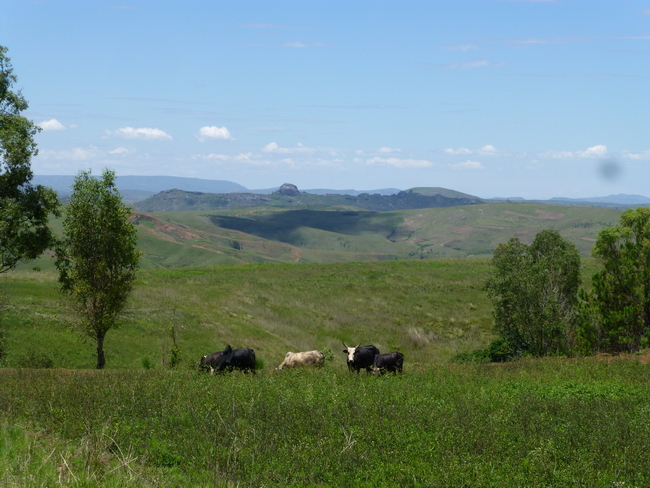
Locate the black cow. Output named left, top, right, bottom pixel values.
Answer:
left=215, top=345, right=256, bottom=373
left=199, top=351, right=224, bottom=374
left=373, top=352, right=404, bottom=374
left=342, top=341, right=380, bottom=373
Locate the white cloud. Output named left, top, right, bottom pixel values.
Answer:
left=38, top=119, right=65, bottom=131
left=379, top=147, right=401, bottom=153
left=263, top=142, right=313, bottom=153
left=450, top=160, right=484, bottom=170
left=196, top=126, right=233, bottom=141
left=478, top=145, right=498, bottom=155
left=104, top=127, right=172, bottom=141
left=234, top=152, right=253, bottom=161
left=109, top=147, right=130, bottom=155
left=39, top=146, right=100, bottom=160
left=445, top=147, right=473, bottom=155
left=366, top=157, right=432, bottom=168
left=544, top=145, right=608, bottom=159
left=622, top=150, right=650, bottom=160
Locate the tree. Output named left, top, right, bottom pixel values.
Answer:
left=0, top=46, right=60, bottom=273
left=485, top=230, right=581, bottom=357
left=56, top=169, right=141, bottom=369
left=587, top=207, right=650, bottom=353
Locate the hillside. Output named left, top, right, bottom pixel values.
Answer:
left=133, top=187, right=486, bottom=213
left=18, top=201, right=621, bottom=272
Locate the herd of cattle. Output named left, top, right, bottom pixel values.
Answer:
left=199, top=341, right=404, bottom=375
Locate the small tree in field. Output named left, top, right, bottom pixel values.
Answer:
left=586, top=207, right=650, bottom=353
left=485, top=229, right=581, bottom=357
left=56, top=169, right=141, bottom=369
left=1, top=46, right=59, bottom=273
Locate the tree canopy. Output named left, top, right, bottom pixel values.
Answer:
left=587, top=207, right=650, bottom=353
left=56, top=169, right=141, bottom=369
left=485, top=229, right=581, bottom=357
left=0, top=45, right=60, bottom=273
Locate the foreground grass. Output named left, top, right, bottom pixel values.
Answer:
left=2, top=358, right=650, bottom=487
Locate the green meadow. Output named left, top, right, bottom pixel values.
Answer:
left=0, top=202, right=640, bottom=487
left=4, top=257, right=648, bottom=486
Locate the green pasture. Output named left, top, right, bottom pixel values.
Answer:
left=2, top=259, right=504, bottom=370
left=2, top=359, right=650, bottom=486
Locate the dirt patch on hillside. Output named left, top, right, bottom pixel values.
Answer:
left=452, top=226, right=476, bottom=235
left=503, top=210, right=565, bottom=220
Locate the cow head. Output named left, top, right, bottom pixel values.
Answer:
left=342, top=341, right=361, bottom=362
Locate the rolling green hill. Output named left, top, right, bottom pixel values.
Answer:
left=126, top=202, right=619, bottom=269
left=17, top=201, right=621, bottom=272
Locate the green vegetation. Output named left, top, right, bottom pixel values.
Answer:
left=3, top=359, right=650, bottom=486
left=56, top=169, right=141, bottom=369
left=1, top=259, right=504, bottom=369
left=485, top=230, right=581, bottom=358
left=0, top=45, right=60, bottom=274
left=582, top=207, right=650, bottom=353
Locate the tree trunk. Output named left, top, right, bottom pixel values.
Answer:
left=96, top=331, right=106, bottom=369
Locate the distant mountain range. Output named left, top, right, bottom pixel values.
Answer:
left=32, top=175, right=401, bottom=202
left=33, top=174, right=650, bottom=208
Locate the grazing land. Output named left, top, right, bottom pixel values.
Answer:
left=2, top=359, right=650, bottom=486
left=0, top=244, right=639, bottom=487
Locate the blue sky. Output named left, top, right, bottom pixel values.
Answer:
left=3, top=0, right=649, bottom=198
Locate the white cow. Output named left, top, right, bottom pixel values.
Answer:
left=276, top=350, right=325, bottom=370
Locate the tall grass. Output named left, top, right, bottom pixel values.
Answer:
left=1, top=259, right=500, bottom=370
left=2, top=358, right=650, bottom=486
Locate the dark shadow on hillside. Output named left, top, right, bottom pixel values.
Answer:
left=209, top=210, right=402, bottom=244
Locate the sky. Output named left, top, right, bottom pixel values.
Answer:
left=2, top=0, right=649, bottom=199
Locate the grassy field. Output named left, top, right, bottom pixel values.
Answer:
left=2, top=259, right=504, bottom=370
left=2, top=257, right=637, bottom=487
left=2, top=358, right=650, bottom=487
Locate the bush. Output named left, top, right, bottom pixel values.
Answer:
left=452, top=338, right=516, bottom=364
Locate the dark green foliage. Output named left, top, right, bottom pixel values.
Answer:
left=56, top=169, right=141, bottom=369
left=0, top=46, right=60, bottom=273
left=586, top=207, right=650, bottom=353
left=453, top=337, right=515, bottom=363
left=485, top=230, right=581, bottom=357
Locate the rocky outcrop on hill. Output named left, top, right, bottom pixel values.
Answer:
left=279, top=183, right=300, bottom=196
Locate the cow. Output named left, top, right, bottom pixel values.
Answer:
left=342, top=341, right=380, bottom=373
left=372, top=352, right=404, bottom=375
left=199, top=350, right=224, bottom=374
left=276, top=350, right=325, bottom=370
left=215, top=345, right=256, bottom=373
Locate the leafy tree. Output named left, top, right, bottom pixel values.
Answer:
left=0, top=46, right=60, bottom=273
left=485, top=230, right=581, bottom=357
left=56, top=169, right=141, bottom=369
left=587, top=207, right=650, bottom=353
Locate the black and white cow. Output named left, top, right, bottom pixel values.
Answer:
left=215, top=345, right=256, bottom=373
left=342, top=341, right=380, bottom=373
left=372, top=352, right=404, bottom=375
left=199, top=350, right=224, bottom=374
